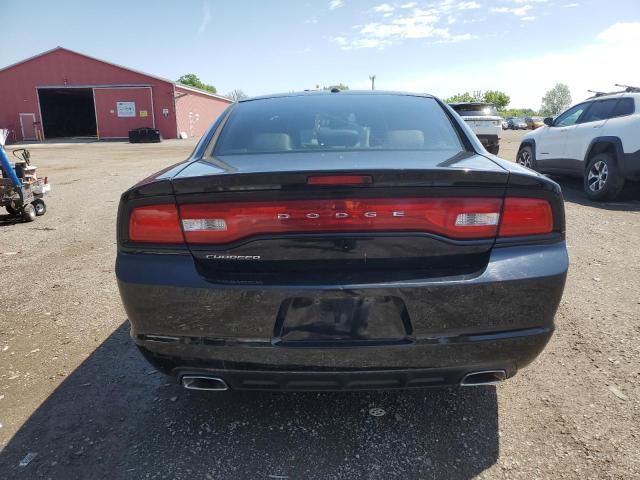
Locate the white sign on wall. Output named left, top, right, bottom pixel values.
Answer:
left=116, top=102, right=136, bottom=118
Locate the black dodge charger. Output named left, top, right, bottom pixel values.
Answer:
left=116, top=91, right=568, bottom=392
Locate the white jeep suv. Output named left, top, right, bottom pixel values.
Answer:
left=449, top=103, right=502, bottom=155
left=517, top=90, right=640, bottom=201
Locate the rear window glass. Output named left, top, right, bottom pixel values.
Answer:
left=214, top=95, right=463, bottom=155
left=450, top=104, right=498, bottom=117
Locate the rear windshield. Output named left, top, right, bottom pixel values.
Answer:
left=451, top=104, right=498, bottom=117
left=214, top=94, right=463, bottom=155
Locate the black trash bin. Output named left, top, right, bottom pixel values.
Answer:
left=128, top=128, right=162, bottom=143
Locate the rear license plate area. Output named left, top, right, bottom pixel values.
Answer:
left=274, top=296, right=413, bottom=346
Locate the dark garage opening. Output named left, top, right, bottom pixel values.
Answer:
left=38, top=88, right=97, bottom=138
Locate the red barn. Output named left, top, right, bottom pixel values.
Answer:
left=0, top=47, right=232, bottom=143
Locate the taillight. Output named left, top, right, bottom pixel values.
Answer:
left=499, top=198, right=553, bottom=237
left=127, top=197, right=554, bottom=245
left=129, top=204, right=184, bottom=243
left=179, top=197, right=503, bottom=244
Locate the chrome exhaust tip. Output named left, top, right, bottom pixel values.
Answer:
left=181, top=375, right=229, bottom=391
left=460, top=370, right=507, bottom=387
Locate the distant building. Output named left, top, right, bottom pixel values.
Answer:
left=0, top=47, right=232, bottom=143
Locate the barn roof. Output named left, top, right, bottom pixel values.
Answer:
left=0, top=46, right=231, bottom=102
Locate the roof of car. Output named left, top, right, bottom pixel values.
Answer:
left=238, top=90, right=435, bottom=102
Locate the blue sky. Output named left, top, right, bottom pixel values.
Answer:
left=2, top=0, right=639, bottom=109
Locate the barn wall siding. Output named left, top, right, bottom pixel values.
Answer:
left=175, top=86, right=231, bottom=139
left=0, top=49, right=176, bottom=141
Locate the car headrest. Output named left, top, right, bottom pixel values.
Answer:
left=384, top=130, right=425, bottom=149
left=317, top=127, right=359, bottom=147
left=250, top=133, right=292, bottom=152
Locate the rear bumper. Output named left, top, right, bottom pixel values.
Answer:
left=116, top=242, right=568, bottom=388
left=476, top=134, right=499, bottom=147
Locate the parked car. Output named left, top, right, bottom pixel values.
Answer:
left=117, top=91, right=568, bottom=392
left=448, top=102, right=502, bottom=154
left=524, top=117, right=545, bottom=130
left=508, top=117, right=528, bottom=130
left=517, top=90, right=640, bottom=201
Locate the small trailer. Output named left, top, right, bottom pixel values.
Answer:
left=0, top=147, right=50, bottom=222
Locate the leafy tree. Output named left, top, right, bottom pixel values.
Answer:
left=445, top=92, right=477, bottom=103
left=323, top=83, right=350, bottom=91
left=500, top=108, right=538, bottom=118
left=446, top=90, right=511, bottom=110
left=226, top=89, right=249, bottom=102
left=483, top=90, right=511, bottom=110
left=541, top=83, right=572, bottom=116
left=177, top=73, right=217, bottom=93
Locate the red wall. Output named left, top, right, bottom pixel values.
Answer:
left=175, top=86, right=231, bottom=138
left=94, top=87, right=154, bottom=138
left=0, top=48, right=177, bottom=141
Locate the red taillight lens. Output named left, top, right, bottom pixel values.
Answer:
left=499, top=198, right=553, bottom=237
left=307, top=175, right=373, bottom=186
left=179, top=197, right=503, bottom=244
left=129, top=204, right=184, bottom=243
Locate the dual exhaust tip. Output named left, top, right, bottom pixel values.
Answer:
left=180, top=370, right=507, bottom=391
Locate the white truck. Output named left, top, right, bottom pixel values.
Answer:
left=449, top=102, right=503, bottom=155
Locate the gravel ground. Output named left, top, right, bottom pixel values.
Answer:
left=0, top=131, right=638, bottom=479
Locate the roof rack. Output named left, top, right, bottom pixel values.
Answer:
left=587, top=84, right=640, bottom=99
left=615, top=84, right=640, bottom=93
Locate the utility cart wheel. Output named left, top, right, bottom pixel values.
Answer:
left=21, top=204, right=36, bottom=222
left=5, top=204, right=19, bottom=216
left=32, top=199, right=47, bottom=216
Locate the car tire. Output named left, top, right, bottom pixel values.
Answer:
left=584, top=153, right=625, bottom=201
left=32, top=199, right=46, bottom=216
left=517, top=145, right=535, bottom=170
left=487, top=145, right=499, bottom=155
left=21, top=204, right=36, bottom=222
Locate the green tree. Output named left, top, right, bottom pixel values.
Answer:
left=500, top=108, right=538, bottom=118
left=541, top=83, right=572, bottom=116
left=177, top=73, right=217, bottom=93
left=323, top=83, right=350, bottom=91
left=483, top=90, right=511, bottom=110
left=226, top=89, right=249, bottom=102
left=445, top=92, right=477, bottom=103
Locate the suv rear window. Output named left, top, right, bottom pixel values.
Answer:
left=450, top=104, right=498, bottom=117
left=214, top=95, right=463, bottom=155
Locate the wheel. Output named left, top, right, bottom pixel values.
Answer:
left=584, top=153, right=625, bottom=201
left=32, top=199, right=46, bottom=216
left=21, top=204, right=36, bottom=222
left=5, top=204, right=19, bottom=216
left=487, top=145, right=499, bottom=155
left=517, top=145, right=535, bottom=169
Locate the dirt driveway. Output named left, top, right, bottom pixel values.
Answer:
left=0, top=133, right=638, bottom=479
